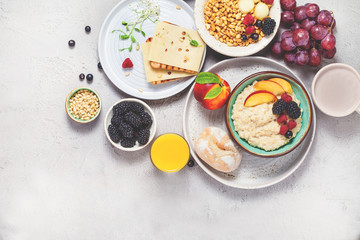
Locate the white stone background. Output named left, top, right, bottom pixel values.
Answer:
left=0, top=0, right=360, bottom=239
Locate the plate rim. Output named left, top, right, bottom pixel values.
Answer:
left=182, top=56, right=317, bottom=189
left=98, top=0, right=206, bottom=100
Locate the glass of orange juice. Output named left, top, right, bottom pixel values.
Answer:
left=150, top=133, right=190, bottom=173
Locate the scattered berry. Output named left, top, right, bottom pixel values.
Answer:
left=277, top=114, right=288, bottom=124
left=285, top=130, right=293, bottom=139
left=262, top=18, right=276, bottom=35
left=124, top=111, right=142, bottom=128
left=119, top=121, right=134, bottom=138
left=250, top=33, right=259, bottom=40
left=137, top=129, right=150, bottom=145
left=108, top=124, right=121, bottom=143
left=187, top=159, right=195, bottom=167
left=281, top=93, right=292, bottom=103
left=113, top=101, right=130, bottom=116
left=139, top=112, right=152, bottom=128
left=255, top=20, right=263, bottom=28
left=243, top=14, right=255, bottom=25
left=86, top=74, right=93, bottom=81
left=122, top=58, right=133, bottom=68
left=79, top=73, right=85, bottom=80
left=263, top=0, right=274, bottom=4
left=68, top=40, right=75, bottom=47
left=286, top=101, right=301, bottom=119
left=241, top=34, right=248, bottom=42
left=288, top=120, right=297, bottom=130
left=121, top=137, right=136, bottom=148
left=272, top=99, right=287, bottom=115
left=85, top=26, right=91, bottom=33
left=245, top=25, right=255, bottom=35
left=98, top=62, right=102, bottom=70
left=279, top=124, right=289, bottom=135
left=128, top=102, right=144, bottom=114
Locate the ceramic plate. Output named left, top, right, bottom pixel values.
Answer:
left=183, top=57, right=316, bottom=189
left=194, top=0, right=281, bottom=57
left=98, top=0, right=206, bottom=100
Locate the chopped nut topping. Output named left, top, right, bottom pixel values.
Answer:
left=176, top=5, right=181, bottom=10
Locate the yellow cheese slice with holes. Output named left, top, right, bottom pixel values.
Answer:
left=147, top=21, right=205, bottom=72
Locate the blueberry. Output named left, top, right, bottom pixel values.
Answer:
left=255, top=20, right=263, bottom=28
left=86, top=74, right=93, bottom=81
left=79, top=73, right=85, bottom=80
left=85, top=26, right=91, bottom=33
left=285, top=130, right=293, bottom=139
left=250, top=33, right=259, bottom=40
left=187, top=159, right=194, bottom=167
left=68, top=40, right=75, bottom=47
left=241, top=34, right=248, bottom=42
left=97, top=62, right=102, bottom=70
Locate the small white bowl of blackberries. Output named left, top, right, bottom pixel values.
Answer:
left=104, top=98, right=157, bottom=151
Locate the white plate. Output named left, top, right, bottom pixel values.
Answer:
left=183, top=57, right=316, bottom=189
left=194, top=0, right=281, bottom=57
left=98, top=0, right=206, bottom=100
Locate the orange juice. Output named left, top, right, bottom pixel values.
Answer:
left=150, top=133, right=190, bottom=173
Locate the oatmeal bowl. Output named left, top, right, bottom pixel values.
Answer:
left=225, top=71, right=313, bottom=157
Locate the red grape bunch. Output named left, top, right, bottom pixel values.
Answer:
left=271, top=0, right=336, bottom=67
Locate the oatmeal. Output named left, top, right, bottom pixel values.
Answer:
left=231, top=82, right=302, bottom=151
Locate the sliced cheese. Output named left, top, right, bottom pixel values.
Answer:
left=147, top=21, right=205, bottom=72
left=141, top=42, right=195, bottom=82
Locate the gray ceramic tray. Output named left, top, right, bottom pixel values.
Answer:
left=183, top=57, right=316, bottom=189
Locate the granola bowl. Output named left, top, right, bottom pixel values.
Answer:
left=226, top=71, right=313, bottom=157
left=194, top=0, right=281, bottom=57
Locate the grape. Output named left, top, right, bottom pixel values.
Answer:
left=321, top=33, right=336, bottom=50
left=320, top=46, right=336, bottom=59
left=281, top=37, right=296, bottom=51
left=292, top=28, right=309, bottom=47
left=281, top=11, right=295, bottom=26
left=280, top=0, right=296, bottom=11
left=301, top=19, right=316, bottom=31
left=309, top=48, right=321, bottom=66
left=294, top=6, right=307, bottom=22
left=295, top=50, right=309, bottom=66
left=291, top=22, right=301, bottom=31
left=305, top=3, right=320, bottom=18
left=281, top=30, right=293, bottom=40
left=303, top=40, right=312, bottom=50
left=316, top=10, right=332, bottom=26
left=284, top=52, right=296, bottom=63
left=310, top=25, right=328, bottom=40
left=271, top=41, right=284, bottom=56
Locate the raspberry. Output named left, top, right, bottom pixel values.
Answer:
left=281, top=93, right=292, bottom=103
left=263, top=0, right=274, bottom=4
left=279, top=124, right=288, bottom=135
left=243, top=14, right=254, bottom=25
left=122, top=58, right=133, bottom=68
left=288, top=120, right=297, bottom=130
left=245, top=25, right=255, bottom=35
left=277, top=114, right=288, bottom=124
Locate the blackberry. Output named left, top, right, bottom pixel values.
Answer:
left=113, top=101, right=129, bottom=116
left=262, top=18, right=276, bottom=35
left=124, top=112, right=142, bottom=128
left=128, top=102, right=144, bottom=114
left=137, top=129, right=150, bottom=145
left=272, top=99, right=287, bottom=115
left=139, top=112, right=152, bottom=128
left=111, top=114, right=123, bottom=127
left=286, top=101, right=301, bottom=119
left=285, top=130, right=293, bottom=139
left=121, top=137, right=136, bottom=148
left=119, top=121, right=134, bottom=138
left=108, top=124, right=121, bottom=143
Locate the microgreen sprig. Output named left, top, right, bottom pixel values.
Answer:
left=187, top=33, right=202, bottom=47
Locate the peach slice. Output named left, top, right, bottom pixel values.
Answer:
left=244, top=90, right=277, bottom=107
left=268, top=78, right=293, bottom=94
left=254, top=80, right=285, bottom=96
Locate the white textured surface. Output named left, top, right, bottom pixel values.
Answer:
left=0, top=0, right=360, bottom=239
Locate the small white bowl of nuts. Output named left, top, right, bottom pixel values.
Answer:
left=65, top=87, right=101, bottom=123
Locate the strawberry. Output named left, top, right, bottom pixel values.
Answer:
left=281, top=93, right=292, bottom=103
left=245, top=25, right=255, bottom=35
left=122, top=58, right=133, bottom=68
left=263, top=0, right=274, bottom=4
left=288, top=120, right=297, bottom=130
left=277, top=114, right=288, bottom=124
left=279, top=124, right=288, bottom=135
left=243, top=14, right=255, bottom=25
